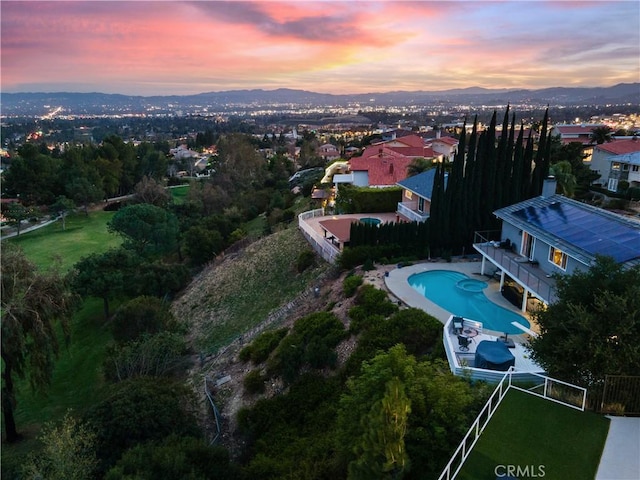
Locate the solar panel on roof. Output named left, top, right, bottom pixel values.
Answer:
left=512, top=201, right=640, bottom=263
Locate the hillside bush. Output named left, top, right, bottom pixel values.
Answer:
left=110, top=296, right=177, bottom=344
left=296, top=249, right=316, bottom=273
left=103, top=332, right=187, bottom=382
left=268, top=312, right=346, bottom=383
left=342, top=274, right=363, bottom=297
left=244, top=370, right=266, bottom=395
left=239, top=328, right=288, bottom=364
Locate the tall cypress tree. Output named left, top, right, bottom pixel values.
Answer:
left=448, top=120, right=467, bottom=251
left=495, top=105, right=511, bottom=208
left=522, top=129, right=535, bottom=200
left=428, top=160, right=444, bottom=249
left=480, top=111, right=498, bottom=228
left=500, top=112, right=516, bottom=207
left=530, top=108, right=549, bottom=197
left=510, top=122, right=525, bottom=205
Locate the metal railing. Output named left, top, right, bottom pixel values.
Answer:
left=473, top=231, right=556, bottom=304
left=437, top=369, right=513, bottom=480
left=437, top=368, right=587, bottom=480
left=204, top=376, right=223, bottom=445
left=396, top=202, right=429, bottom=222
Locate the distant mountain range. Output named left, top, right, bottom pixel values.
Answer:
left=2, top=83, right=638, bottom=116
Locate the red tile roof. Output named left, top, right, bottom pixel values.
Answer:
left=432, top=136, right=459, bottom=146
left=349, top=146, right=412, bottom=186
left=595, top=138, right=640, bottom=155
left=373, top=134, right=434, bottom=158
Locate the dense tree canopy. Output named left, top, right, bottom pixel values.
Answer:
left=528, top=255, right=640, bottom=390
left=108, top=203, right=179, bottom=256
left=71, top=247, right=141, bottom=319
left=84, top=377, right=201, bottom=473
left=337, top=345, right=482, bottom=480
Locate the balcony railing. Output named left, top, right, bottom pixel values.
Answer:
left=396, top=202, right=429, bottom=223
left=473, top=231, right=556, bottom=304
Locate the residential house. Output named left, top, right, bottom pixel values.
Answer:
left=550, top=123, right=606, bottom=163
left=550, top=124, right=606, bottom=145
left=395, top=169, right=447, bottom=223
left=318, top=143, right=341, bottom=162
left=429, top=136, right=459, bottom=163
left=373, top=134, right=435, bottom=160
left=346, top=145, right=413, bottom=187
left=589, top=137, right=640, bottom=191
left=473, top=178, right=640, bottom=312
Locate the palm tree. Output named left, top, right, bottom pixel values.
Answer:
left=549, top=161, right=577, bottom=197
left=406, top=157, right=433, bottom=177
left=589, top=126, right=613, bottom=145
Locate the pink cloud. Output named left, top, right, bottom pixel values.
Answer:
left=1, top=1, right=638, bottom=94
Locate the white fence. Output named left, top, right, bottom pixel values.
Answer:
left=298, top=209, right=340, bottom=264
left=437, top=368, right=587, bottom=480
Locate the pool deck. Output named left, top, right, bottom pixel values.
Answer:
left=383, top=259, right=539, bottom=336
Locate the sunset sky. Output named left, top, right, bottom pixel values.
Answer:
left=2, top=1, right=639, bottom=96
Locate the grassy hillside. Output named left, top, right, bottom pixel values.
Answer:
left=172, top=225, right=330, bottom=353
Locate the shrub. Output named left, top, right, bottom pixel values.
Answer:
left=105, top=434, right=240, bottom=480
left=362, top=258, right=375, bottom=271
left=110, top=296, right=177, bottom=344
left=627, top=187, right=640, bottom=200
left=239, top=328, right=288, bottom=364
left=103, top=332, right=187, bottom=382
left=296, top=249, right=316, bottom=273
left=342, top=274, right=363, bottom=297
left=354, top=284, right=398, bottom=318
left=244, top=370, right=266, bottom=395
left=268, top=312, right=346, bottom=383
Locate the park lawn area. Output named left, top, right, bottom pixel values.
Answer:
left=170, top=184, right=190, bottom=204
left=8, top=211, right=120, bottom=271
left=13, top=297, right=114, bottom=425
left=457, top=388, right=610, bottom=480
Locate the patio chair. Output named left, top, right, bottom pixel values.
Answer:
left=458, top=335, right=472, bottom=352
left=452, top=316, right=464, bottom=334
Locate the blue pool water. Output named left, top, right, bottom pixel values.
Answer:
left=408, top=270, right=530, bottom=334
left=359, top=217, right=381, bottom=226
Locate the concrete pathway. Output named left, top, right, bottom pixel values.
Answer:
left=596, top=416, right=640, bottom=480
left=1, top=218, right=58, bottom=240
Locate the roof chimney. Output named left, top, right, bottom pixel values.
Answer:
left=542, top=176, right=557, bottom=198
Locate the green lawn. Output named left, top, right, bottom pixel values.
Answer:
left=13, top=298, right=114, bottom=426
left=457, top=388, right=610, bottom=480
left=7, top=211, right=121, bottom=271
left=170, top=184, right=190, bottom=204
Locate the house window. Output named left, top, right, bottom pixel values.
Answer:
left=405, top=191, right=412, bottom=200
left=612, top=162, right=620, bottom=170
left=622, top=164, right=629, bottom=171
left=549, top=247, right=568, bottom=270
left=632, top=166, right=639, bottom=172
left=418, top=197, right=425, bottom=213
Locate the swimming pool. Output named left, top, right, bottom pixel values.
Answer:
left=359, top=217, right=382, bottom=226
left=408, top=270, right=530, bottom=334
